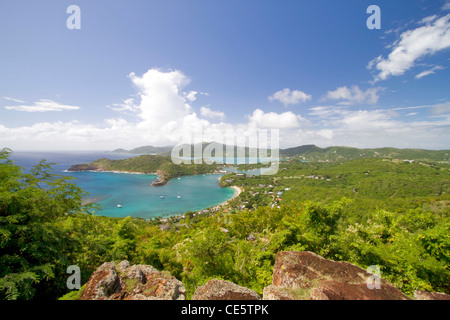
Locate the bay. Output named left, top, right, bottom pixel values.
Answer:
left=9, top=151, right=235, bottom=219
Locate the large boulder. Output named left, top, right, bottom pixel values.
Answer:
left=80, top=261, right=186, bottom=300
left=414, top=290, right=450, bottom=300
left=192, top=279, right=260, bottom=300
left=263, top=251, right=410, bottom=300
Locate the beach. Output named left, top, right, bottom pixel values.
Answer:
left=210, top=185, right=242, bottom=210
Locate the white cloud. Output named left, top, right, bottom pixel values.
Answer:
left=432, top=101, right=450, bottom=114
left=323, top=85, right=381, bottom=105
left=200, top=106, right=225, bottom=120
left=419, top=15, right=438, bottom=25
left=128, top=69, right=192, bottom=125
left=248, top=108, right=305, bottom=129
left=298, top=105, right=450, bottom=149
left=1, top=68, right=449, bottom=151
left=268, top=88, right=312, bottom=106
left=368, top=14, right=450, bottom=81
left=4, top=99, right=79, bottom=112
left=184, top=91, right=198, bottom=102
left=443, top=2, right=450, bottom=11
left=415, top=65, right=445, bottom=79
left=3, top=96, right=25, bottom=103
left=107, top=98, right=138, bottom=113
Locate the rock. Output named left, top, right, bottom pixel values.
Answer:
left=414, top=290, right=450, bottom=300
left=262, top=285, right=297, bottom=300
left=263, top=251, right=410, bottom=300
left=192, top=279, right=260, bottom=300
left=80, top=261, right=186, bottom=300
left=79, top=262, right=120, bottom=300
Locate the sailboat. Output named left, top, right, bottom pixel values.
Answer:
left=117, top=204, right=122, bottom=208
left=177, top=193, right=181, bottom=199
left=160, top=195, right=165, bottom=199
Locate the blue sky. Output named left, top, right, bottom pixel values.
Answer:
left=0, top=0, right=449, bottom=150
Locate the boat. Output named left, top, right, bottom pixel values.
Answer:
left=117, top=204, right=122, bottom=208
left=177, top=193, right=181, bottom=199
left=160, top=195, right=165, bottom=199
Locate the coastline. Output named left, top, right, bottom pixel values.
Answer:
left=210, top=185, right=242, bottom=210
left=65, top=169, right=157, bottom=175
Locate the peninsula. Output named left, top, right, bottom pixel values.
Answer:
left=67, top=155, right=222, bottom=186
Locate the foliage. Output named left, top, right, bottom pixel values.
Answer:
left=0, top=148, right=90, bottom=299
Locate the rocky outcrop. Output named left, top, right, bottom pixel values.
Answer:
left=152, top=179, right=167, bottom=186
left=262, top=251, right=410, bottom=300
left=414, top=290, right=450, bottom=300
left=79, top=260, right=186, bottom=300
left=79, top=252, right=448, bottom=300
left=191, top=279, right=260, bottom=300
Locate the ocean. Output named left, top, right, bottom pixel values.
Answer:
left=8, top=151, right=235, bottom=219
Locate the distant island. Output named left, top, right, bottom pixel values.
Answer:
left=109, top=145, right=173, bottom=155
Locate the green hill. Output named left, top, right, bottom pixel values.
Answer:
left=280, top=145, right=450, bottom=163
left=110, top=145, right=173, bottom=155
left=112, top=143, right=450, bottom=163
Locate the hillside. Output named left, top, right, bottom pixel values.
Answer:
left=110, top=143, right=450, bottom=163
left=67, top=154, right=221, bottom=185
left=110, top=145, right=173, bottom=155
left=280, top=145, right=450, bottom=163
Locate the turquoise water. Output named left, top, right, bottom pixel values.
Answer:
left=76, top=171, right=234, bottom=218
left=9, top=151, right=235, bottom=219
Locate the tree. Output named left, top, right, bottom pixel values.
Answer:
left=0, top=148, right=88, bottom=299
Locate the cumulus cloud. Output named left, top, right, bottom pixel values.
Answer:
left=323, top=85, right=381, bottom=105
left=4, top=99, right=80, bottom=112
left=368, top=14, right=450, bottom=81
left=200, top=106, right=225, bottom=120
left=248, top=108, right=305, bottom=129
left=268, top=88, right=312, bottom=106
left=128, top=69, right=192, bottom=125
left=184, top=91, right=198, bottom=102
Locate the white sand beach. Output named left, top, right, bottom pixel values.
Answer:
left=209, top=185, right=242, bottom=210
